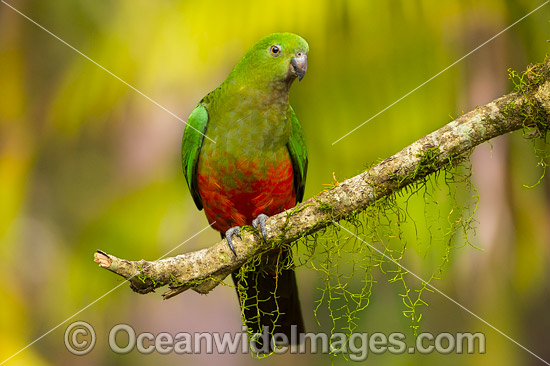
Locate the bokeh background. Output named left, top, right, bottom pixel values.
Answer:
left=1, top=0, right=549, bottom=365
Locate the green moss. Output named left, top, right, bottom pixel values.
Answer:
left=135, top=266, right=159, bottom=287
left=508, top=58, right=550, bottom=187
left=413, top=147, right=443, bottom=180
left=316, top=199, right=335, bottom=216
left=318, top=202, right=332, bottom=212
left=169, top=272, right=184, bottom=286
left=509, top=56, right=550, bottom=95
left=304, top=144, right=479, bottom=342
left=387, top=147, right=466, bottom=191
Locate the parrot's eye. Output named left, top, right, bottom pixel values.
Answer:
left=269, top=45, right=281, bottom=56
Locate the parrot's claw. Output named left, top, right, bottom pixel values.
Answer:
left=252, top=213, right=269, bottom=242
left=225, top=226, right=241, bottom=257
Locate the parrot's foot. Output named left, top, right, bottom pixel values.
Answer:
left=252, top=213, right=269, bottom=242
left=225, top=226, right=241, bottom=257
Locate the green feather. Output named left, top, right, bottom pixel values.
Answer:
left=287, top=105, right=308, bottom=203
left=181, top=104, right=209, bottom=210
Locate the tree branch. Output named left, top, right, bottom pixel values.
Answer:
left=94, top=57, right=550, bottom=299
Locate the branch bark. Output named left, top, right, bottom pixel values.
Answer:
left=94, top=57, right=550, bottom=299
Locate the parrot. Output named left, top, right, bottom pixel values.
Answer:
left=181, top=33, right=308, bottom=349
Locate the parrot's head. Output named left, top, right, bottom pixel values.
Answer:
left=233, top=33, right=309, bottom=89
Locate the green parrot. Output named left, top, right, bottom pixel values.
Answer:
left=181, top=33, right=308, bottom=349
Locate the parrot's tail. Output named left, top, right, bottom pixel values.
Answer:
left=231, top=247, right=304, bottom=352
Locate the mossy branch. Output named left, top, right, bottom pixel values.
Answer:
left=94, top=57, right=550, bottom=299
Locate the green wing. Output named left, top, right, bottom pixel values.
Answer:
left=286, top=106, right=308, bottom=203
left=181, top=104, right=209, bottom=210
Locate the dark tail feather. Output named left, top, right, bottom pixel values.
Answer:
left=231, top=247, right=304, bottom=351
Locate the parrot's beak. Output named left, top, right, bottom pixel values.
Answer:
left=290, top=53, right=307, bottom=81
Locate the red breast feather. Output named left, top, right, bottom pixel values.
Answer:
left=197, top=152, right=295, bottom=233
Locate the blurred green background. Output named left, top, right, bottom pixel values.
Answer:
left=1, top=0, right=549, bottom=365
